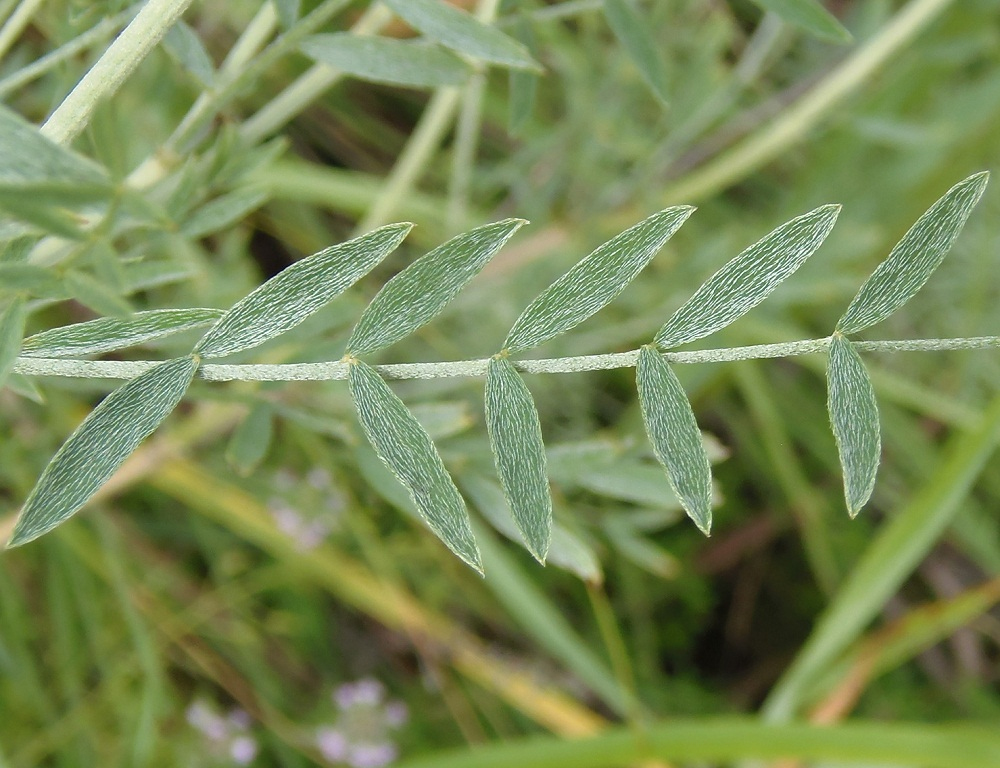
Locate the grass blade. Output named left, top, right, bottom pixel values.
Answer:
left=348, top=219, right=526, bottom=356
left=300, top=34, right=473, bottom=88
left=7, top=356, right=199, bottom=548
left=349, top=360, right=482, bottom=573
left=655, top=204, right=839, bottom=349
left=636, top=346, right=712, bottom=534
left=195, top=223, right=412, bottom=358
left=21, top=308, right=224, bottom=358
left=505, top=206, right=694, bottom=353
left=603, top=0, right=669, bottom=102
left=749, top=0, right=852, bottom=43
left=837, top=171, right=989, bottom=335
left=0, top=295, right=26, bottom=389
left=827, top=334, right=880, bottom=517
left=384, top=0, right=540, bottom=71
left=485, top=356, right=552, bottom=562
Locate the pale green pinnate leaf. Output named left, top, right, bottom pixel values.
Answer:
left=636, top=346, right=712, bottom=534
left=196, top=223, right=412, bottom=358
left=462, top=474, right=601, bottom=583
left=837, top=171, right=989, bottom=335
left=603, top=0, right=669, bottom=103
left=0, top=103, right=109, bottom=187
left=274, top=0, right=300, bottom=29
left=349, top=360, right=482, bottom=572
left=21, top=308, right=224, bottom=358
left=656, top=204, right=839, bottom=349
left=348, top=219, right=525, bottom=356
left=181, top=189, right=269, bottom=239
left=163, top=20, right=215, bottom=87
left=505, top=206, right=694, bottom=353
left=749, top=0, right=852, bottom=43
left=7, top=356, right=198, bottom=547
left=64, top=269, right=133, bottom=318
left=383, top=0, right=540, bottom=71
left=0, top=263, right=66, bottom=298
left=827, top=334, right=880, bottom=517
left=0, top=296, right=26, bottom=389
left=226, top=402, right=274, bottom=476
left=300, top=34, right=473, bottom=88
left=485, top=356, right=552, bottom=562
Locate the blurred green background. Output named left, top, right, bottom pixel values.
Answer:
left=1, top=0, right=999, bottom=765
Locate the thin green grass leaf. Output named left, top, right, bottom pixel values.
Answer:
left=180, top=189, right=269, bottom=239
left=225, top=402, right=274, bottom=477
left=21, top=308, right=224, bottom=358
left=507, top=19, right=537, bottom=136
left=195, top=223, right=412, bottom=358
left=603, top=0, right=669, bottom=103
left=827, top=334, right=880, bottom=517
left=300, top=34, right=473, bottom=88
left=349, top=360, right=482, bottom=573
left=384, top=0, right=540, bottom=71
left=655, top=204, right=839, bottom=348
left=162, top=20, right=215, bottom=88
left=505, top=206, right=694, bottom=353
left=485, top=356, right=552, bottom=562
left=0, top=295, right=26, bottom=389
left=837, top=171, right=989, bottom=335
left=749, top=0, right=852, bottom=43
left=348, top=218, right=526, bottom=356
left=7, top=356, right=199, bottom=548
left=637, top=346, right=712, bottom=534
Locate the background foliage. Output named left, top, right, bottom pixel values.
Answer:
left=1, top=0, right=1000, bottom=766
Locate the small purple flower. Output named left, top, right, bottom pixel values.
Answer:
left=319, top=679, right=407, bottom=766
left=317, top=727, right=349, bottom=761
left=186, top=699, right=260, bottom=765
left=348, top=742, right=397, bottom=768
left=230, top=735, right=259, bottom=765
left=383, top=702, right=408, bottom=728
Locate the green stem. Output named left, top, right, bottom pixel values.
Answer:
left=12, top=336, right=1000, bottom=382
left=660, top=0, right=958, bottom=202
left=0, top=0, right=44, bottom=61
left=40, top=0, right=197, bottom=146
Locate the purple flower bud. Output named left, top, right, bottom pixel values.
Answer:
left=316, top=727, right=348, bottom=761
left=229, top=735, right=258, bottom=765
left=348, top=742, right=398, bottom=768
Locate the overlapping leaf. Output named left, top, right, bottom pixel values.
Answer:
left=7, top=356, right=199, bottom=547
left=827, top=334, right=880, bottom=516
left=195, top=223, right=412, bottom=358
left=655, top=204, right=839, bottom=349
left=181, top=189, right=269, bottom=239
left=301, top=34, right=473, bottom=88
left=837, top=172, right=989, bottom=335
left=0, top=296, right=26, bottom=388
left=485, top=356, right=551, bottom=562
left=504, top=206, right=694, bottom=353
left=749, top=0, right=852, bottom=42
left=348, top=219, right=525, bottom=356
left=603, top=0, right=669, bottom=102
left=226, top=403, right=274, bottom=477
left=21, top=308, right=224, bottom=358
left=636, top=346, right=712, bottom=534
left=383, top=0, right=539, bottom=71
left=349, top=360, right=482, bottom=572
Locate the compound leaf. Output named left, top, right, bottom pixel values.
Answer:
left=505, top=206, right=694, bottom=353
left=349, top=360, right=482, bottom=572
left=7, top=356, right=199, bottom=547
left=21, top=308, right=224, bottom=358
left=485, top=356, right=552, bottom=562
left=384, top=0, right=539, bottom=71
left=837, top=172, right=989, bottom=335
left=301, top=34, right=473, bottom=88
left=636, top=346, right=712, bottom=534
left=196, top=223, right=412, bottom=358
left=349, top=219, right=525, bottom=355
left=827, top=334, right=880, bottom=516
left=656, top=204, right=839, bottom=348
